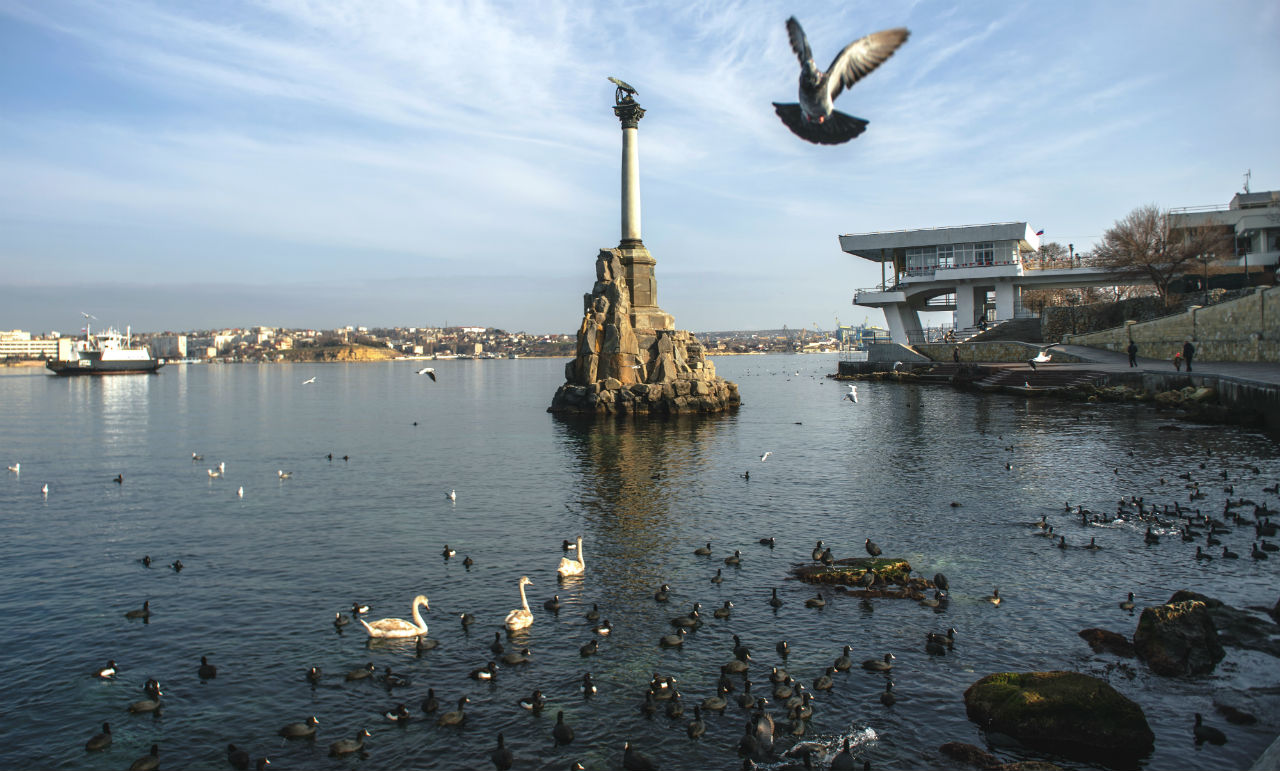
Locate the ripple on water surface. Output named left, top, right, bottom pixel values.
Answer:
left=0, top=357, right=1277, bottom=770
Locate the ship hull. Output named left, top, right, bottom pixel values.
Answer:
left=46, top=359, right=165, bottom=375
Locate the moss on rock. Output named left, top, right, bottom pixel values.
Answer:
left=1133, top=600, right=1224, bottom=675
left=963, top=671, right=1153, bottom=766
left=791, top=557, right=912, bottom=586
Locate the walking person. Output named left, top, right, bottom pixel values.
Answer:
left=1126, top=340, right=1138, bottom=368
left=1182, top=340, right=1195, bottom=372
left=1173, top=351, right=1183, bottom=371
left=953, top=346, right=960, bottom=363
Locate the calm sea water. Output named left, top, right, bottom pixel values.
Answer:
left=1, top=354, right=1277, bottom=770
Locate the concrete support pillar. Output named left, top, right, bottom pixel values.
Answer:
left=954, top=284, right=976, bottom=329
left=883, top=304, right=923, bottom=345
left=995, top=280, right=1016, bottom=320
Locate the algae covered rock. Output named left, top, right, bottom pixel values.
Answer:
left=1133, top=600, right=1224, bottom=676
left=1078, top=628, right=1135, bottom=658
left=1167, top=591, right=1280, bottom=658
left=963, top=671, right=1153, bottom=765
left=939, top=741, right=998, bottom=767
left=791, top=557, right=911, bottom=586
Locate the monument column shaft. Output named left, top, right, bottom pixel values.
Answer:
left=621, top=126, right=640, bottom=243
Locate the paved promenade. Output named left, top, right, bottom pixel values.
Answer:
left=1048, top=345, right=1280, bottom=387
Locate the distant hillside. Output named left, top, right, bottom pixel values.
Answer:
left=279, top=343, right=402, bottom=363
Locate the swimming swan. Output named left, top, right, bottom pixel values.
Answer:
left=558, top=536, right=585, bottom=577
left=359, top=595, right=429, bottom=638
left=505, top=576, right=534, bottom=631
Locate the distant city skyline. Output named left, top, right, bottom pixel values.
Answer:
left=1, top=0, right=1277, bottom=334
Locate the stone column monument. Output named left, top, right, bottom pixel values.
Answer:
left=549, top=79, right=739, bottom=416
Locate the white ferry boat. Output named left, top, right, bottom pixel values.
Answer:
left=46, top=324, right=164, bottom=375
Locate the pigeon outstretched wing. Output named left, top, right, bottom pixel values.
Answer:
left=823, top=28, right=910, bottom=105
left=786, top=17, right=813, bottom=66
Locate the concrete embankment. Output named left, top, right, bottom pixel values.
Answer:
left=836, top=345, right=1280, bottom=434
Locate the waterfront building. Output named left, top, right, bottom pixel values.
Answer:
left=842, top=222, right=1143, bottom=345
left=0, top=330, right=58, bottom=360
left=1168, top=189, right=1279, bottom=279
left=149, top=335, right=188, bottom=359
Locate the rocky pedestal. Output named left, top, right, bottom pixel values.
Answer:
left=549, top=248, right=739, bottom=416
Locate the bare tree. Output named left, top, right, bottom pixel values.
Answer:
left=1093, top=204, right=1232, bottom=306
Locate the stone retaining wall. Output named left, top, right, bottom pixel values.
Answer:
left=914, top=341, right=1088, bottom=364
left=1062, top=286, right=1280, bottom=363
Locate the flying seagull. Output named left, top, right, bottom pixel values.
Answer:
left=1028, top=344, right=1059, bottom=372
left=302, top=376, right=316, bottom=385
left=773, top=17, right=909, bottom=145
left=416, top=367, right=437, bottom=382
left=843, top=384, right=858, bottom=403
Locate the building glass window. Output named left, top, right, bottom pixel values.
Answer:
left=975, top=242, right=994, bottom=265
left=954, top=243, right=974, bottom=265
left=937, top=244, right=954, bottom=268
left=905, top=246, right=936, bottom=274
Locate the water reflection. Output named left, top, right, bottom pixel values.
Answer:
left=553, top=413, right=734, bottom=607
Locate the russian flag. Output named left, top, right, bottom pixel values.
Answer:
left=1035, top=229, right=1045, bottom=236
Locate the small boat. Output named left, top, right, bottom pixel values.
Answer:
left=46, top=322, right=164, bottom=376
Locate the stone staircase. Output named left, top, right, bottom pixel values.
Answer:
left=971, top=366, right=1108, bottom=393
left=961, top=318, right=1043, bottom=344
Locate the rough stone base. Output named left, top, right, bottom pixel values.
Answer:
left=549, top=246, right=739, bottom=416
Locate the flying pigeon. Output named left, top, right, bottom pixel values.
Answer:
left=773, top=17, right=909, bottom=145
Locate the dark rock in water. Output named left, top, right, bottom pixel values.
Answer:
left=792, top=557, right=912, bottom=586
left=939, top=741, right=998, bottom=767
left=1133, top=600, right=1225, bottom=676
left=992, top=763, right=1065, bottom=771
left=1213, top=700, right=1257, bottom=725
left=1167, top=590, right=1222, bottom=608
left=1166, top=591, right=1280, bottom=658
left=1271, top=596, right=1280, bottom=625
left=1078, top=628, right=1136, bottom=658
left=963, top=671, right=1154, bottom=765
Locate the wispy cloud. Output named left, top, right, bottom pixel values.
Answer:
left=0, top=0, right=1276, bottom=332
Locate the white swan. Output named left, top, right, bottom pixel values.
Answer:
left=505, top=576, right=534, bottom=630
left=360, top=594, right=429, bottom=638
left=558, top=536, right=585, bottom=577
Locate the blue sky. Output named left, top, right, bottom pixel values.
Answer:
left=1, top=0, right=1277, bottom=334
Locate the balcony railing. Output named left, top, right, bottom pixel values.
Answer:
left=853, top=285, right=901, bottom=296
left=900, top=257, right=1021, bottom=279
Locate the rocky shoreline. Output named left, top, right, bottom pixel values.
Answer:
left=831, top=369, right=1268, bottom=428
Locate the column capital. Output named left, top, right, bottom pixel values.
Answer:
left=613, top=99, right=645, bottom=129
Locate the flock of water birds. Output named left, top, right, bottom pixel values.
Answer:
left=15, top=364, right=1280, bottom=769
left=51, top=442, right=983, bottom=771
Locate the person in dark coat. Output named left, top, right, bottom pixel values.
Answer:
left=1127, top=341, right=1138, bottom=367
left=953, top=346, right=960, bottom=363
left=1182, top=340, right=1195, bottom=372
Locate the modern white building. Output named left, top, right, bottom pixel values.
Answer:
left=149, top=335, right=188, bottom=359
left=1168, top=190, right=1280, bottom=275
left=0, top=330, right=58, bottom=359
left=841, top=222, right=1138, bottom=344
